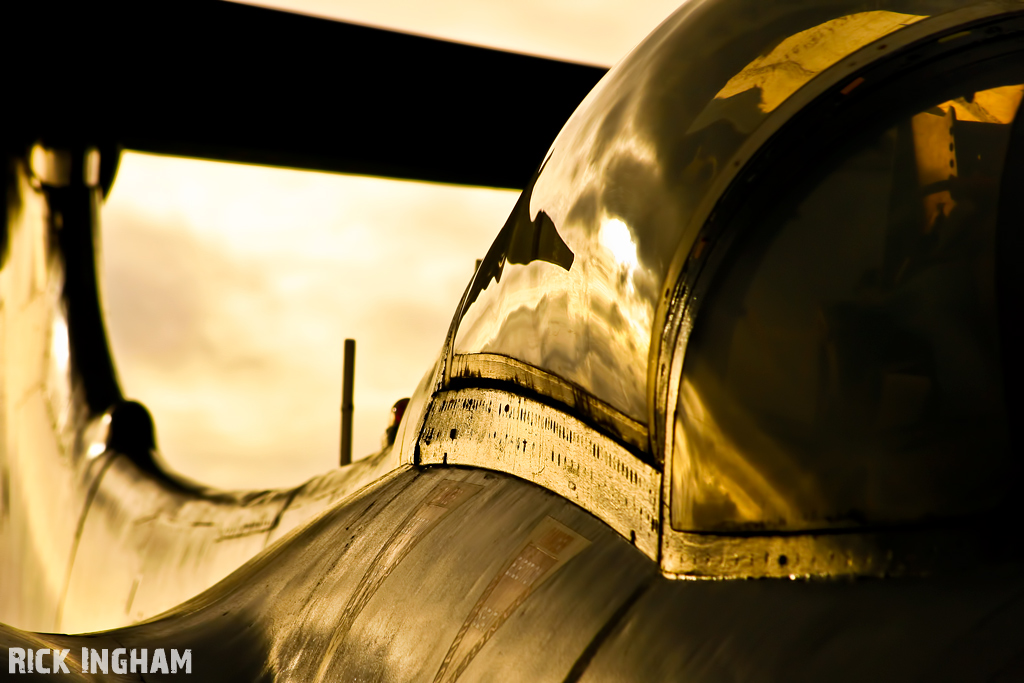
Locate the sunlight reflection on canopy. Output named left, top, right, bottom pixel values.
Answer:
left=599, top=217, right=640, bottom=276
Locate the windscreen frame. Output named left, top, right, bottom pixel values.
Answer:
left=658, top=5, right=1024, bottom=577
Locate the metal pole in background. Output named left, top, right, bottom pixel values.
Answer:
left=340, top=338, right=355, bottom=466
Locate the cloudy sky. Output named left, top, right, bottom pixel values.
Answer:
left=101, top=0, right=683, bottom=490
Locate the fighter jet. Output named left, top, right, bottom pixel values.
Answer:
left=2, top=0, right=1022, bottom=680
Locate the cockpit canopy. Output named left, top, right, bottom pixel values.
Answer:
left=449, top=0, right=1022, bottom=534
left=674, top=77, right=1022, bottom=532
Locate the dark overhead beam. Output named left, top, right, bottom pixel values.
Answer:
left=5, top=1, right=608, bottom=189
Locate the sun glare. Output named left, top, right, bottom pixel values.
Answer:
left=599, top=217, right=640, bottom=273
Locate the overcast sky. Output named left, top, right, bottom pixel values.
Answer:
left=101, top=1, right=684, bottom=490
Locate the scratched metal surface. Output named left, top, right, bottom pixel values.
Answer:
left=3, top=467, right=1023, bottom=681
left=59, top=449, right=402, bottom=634
left=1, top=467, right=659, bottom=682
left=418, top=388, right=660, bottom=560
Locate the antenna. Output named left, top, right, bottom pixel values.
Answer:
left=340, top=338, right=356, bottom=465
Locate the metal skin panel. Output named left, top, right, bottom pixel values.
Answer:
left=61, top=459, right=291, bottom=634
left=572, top=566, right=1024, bottom=683
left=263, top=449, right=404, bottom=547
left=59, top=450, right=398, bottom=634
left=0, top=157, right=111, bottom=631
left=4, top=468, right=1023, bottom=681
left=418, top=388, right=660, bottom=560
left=2, top=467, right=658, bottom=682
left=449, top=353, right=648, bottom=453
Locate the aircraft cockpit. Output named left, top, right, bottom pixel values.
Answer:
left=411, top=0, right=1024, bottom=579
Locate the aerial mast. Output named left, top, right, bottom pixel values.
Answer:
left=340, top=338, right=355, bottom=465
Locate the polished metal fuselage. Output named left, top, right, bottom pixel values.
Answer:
left=3, top=0, right=1024, bottom=680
